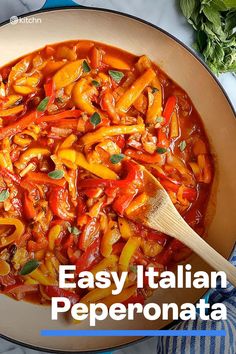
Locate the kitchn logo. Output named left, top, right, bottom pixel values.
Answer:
left=10, top=16, right=42, bottom=25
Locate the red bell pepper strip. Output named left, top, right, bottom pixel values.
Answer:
left=0, top=273, right=17, bottom=287
left=0, top=167, right=21, bottom=184
left=125, top=148, right=164, bottom=164
left=36, top=109, right=81, bottom=124
left=49, top=187, right=75, bottom=221
left=44, top=286, right=80, bottom=305
left=27, top=238, right=48, bottom=252
left=0, top=111, right=39, bottom=140
left=44, top=78, right=55, bottom=107
left=90, top=46, right=102, bottom=69
left=112, top=190, right=137, bottom=216
left=78, top=160, right=142, bottom=190
left=157, top=128, right=170, bottom=148
left=123, top=294, right=145, bottom=307
left=159, top=179, right=197, bottom=202
left=23, top=191, right=36, bottom=220
left=76, top=238, right=101, bottom=273
left=21, top=172, right=66, bottom=188
left=162, top=96, right=177, bottom=126
left=100, top=90, right=119, bottom=123
left=78, top=218, right=100, bottom=251
left=3, top=284, right=38, bottom=300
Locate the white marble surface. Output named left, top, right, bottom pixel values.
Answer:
left=0, top=1, right=235, bottom=354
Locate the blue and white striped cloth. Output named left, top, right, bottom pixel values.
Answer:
left=156, top=251, right=236, bottom=354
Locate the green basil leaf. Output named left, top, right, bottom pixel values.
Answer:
left=156, top=116, right=164, bottom=124
left=151, top=87, right=159, bottom=93
left=68, top=225, right=81, bottom=235
left=225, top=10, right=236, bottom=32
left=48, top=170, right=65, bottom=179
left=180, top=0, right=196, bottom=19
left=110, top=154, right=125, bottom=164
left=0, top=189, right=9, bottom=202
left=211, top=0, right=228, bottom=11
left=37, top=97, right=49, bottom=112
left=82, top=60, right=91, bottom=73
left=179, top=140, right=187, bottom=151
left=20, top=259, right=40, bottom=275
left=129, top=265, right=137, bottom=274
left=91, top=80, right=100, bottom=87
left=108, top=70, right=124, bottom=83
left=90, top=112, right=101, bottom=126
left=156, top=147, right=167, bottom=154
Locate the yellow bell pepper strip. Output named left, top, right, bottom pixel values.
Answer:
left=0, top=218, right=25, bottom=248
left=170, top=111, right=179, bottom=138
left=29, top=268, right=57, bottom=286
left=58, top=149, right=118, bottom=179
left=0, top=152, right=8, bottom=168
left=125, top=192, right=148, bottom=216
left=146, top=77, right=163, bottom=124
left=118, top=217, right=134, bottom=239
left=80, top=283, right=118, bottom=305
left=103, top=54, right=131, bottom=70
left=43, top=60, right=66, bottom=76
left=80, top=124, right=145, bottom=146
left=13, top=134, right=32, bottom=147
left=2, top=95, right=22, bottom=109
left=89, top=255, right=118, bottom=275
left=0, top=105, right=24, bottom=117
left=72, top=78, right=98, bottom=115
left=59, top=134, right=77, bottom=149
left=14, top=148, right=50, bottom=170
left=48, top=224, right=62, bottom=251
left=13, top=86, right=35, bottom=95
left=101, top=221, right=121, bottom=257
left=8, top=55, right=32, bottom=84
left=141, top=239, right=163, bottom=257
left=116, top=68, right=156, bottom=114
left=0, top=260, right=11, bottom=276
left=119, top=236, right=141, bottom=272
left=53, top=59, right=84, bottom=89
left=2, top=138, right=13, bottom=171
left=102, top=285, right=137, bottom=307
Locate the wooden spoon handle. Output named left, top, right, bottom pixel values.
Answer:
left=149, top=208, right=236, bottom=286
left=178, top=225, right=236, bottom=287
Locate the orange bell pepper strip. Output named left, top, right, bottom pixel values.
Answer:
left=119, top=236, right=141, bottom=272
left=21, top=171, right=66, bottom=188
left=36, top=109, right=81, bottom=124
left=23, top=191, right=36, bottom=220
left=0, top=111, right=39, bottom=140
left=0, top=218, right=25, bottom=248
left=125, top=148, right=165, bottom=164
left=80, top=124, right=145, bottom=146
left=116, top=68, right=156, bottom=114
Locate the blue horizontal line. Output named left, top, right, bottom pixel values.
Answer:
left=41, top=330, right=226, bottom=337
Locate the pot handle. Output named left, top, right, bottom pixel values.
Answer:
left=42, top=0, right=81, bottom=9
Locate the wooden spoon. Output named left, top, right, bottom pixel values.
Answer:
left=126, top=164, right=236, bottom=286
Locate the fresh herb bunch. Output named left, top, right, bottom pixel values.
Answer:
left=179, top=0, right=236, bottom=75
